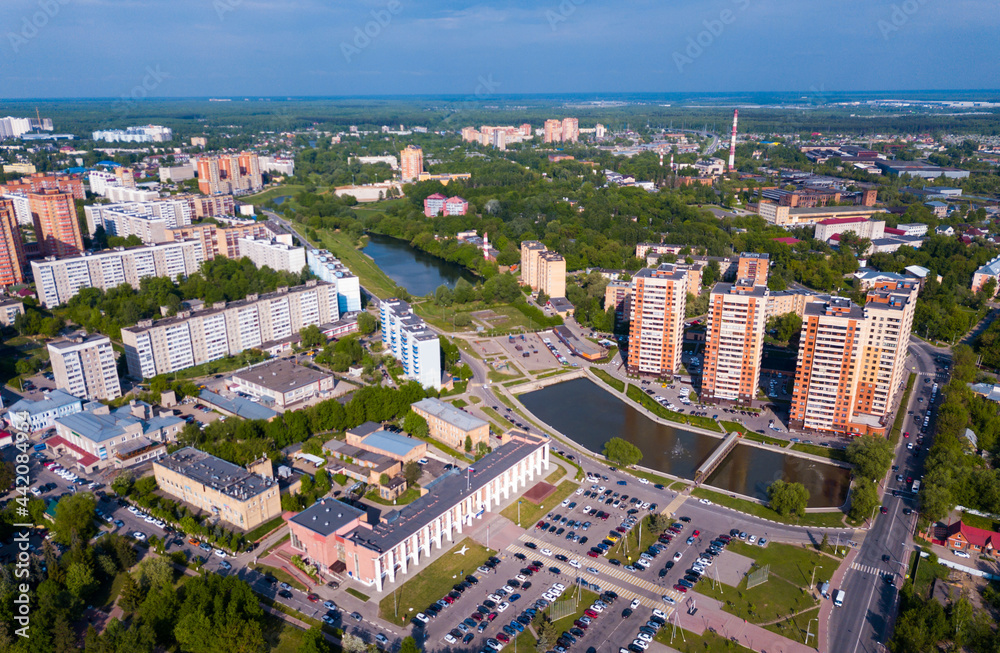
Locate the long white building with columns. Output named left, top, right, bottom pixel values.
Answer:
left=286, top=431, right=549, bottom=591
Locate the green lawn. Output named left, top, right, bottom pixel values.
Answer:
left=544, top=588, right=599, bottom=625
left=315, top=229, right=398, bottom=299
left=251, top=563, right=308, bottom=592
left=245, top=516, right=287, bottom=542
left=591, top=368, right=625, bottom=393
left=545, top=466, right=567, bottom=483
left=551, top=451, right=584, bottom=481
left=741, top=431, right=788, bottom=446
left=489, top=367, right=524, bottom=383
left=500, top=480, right=578, bottom=529
left=912, top=552, right=948, bottom=599
left=764, top=606, right=821, bottom=644
left=607, top=518, right=661, bottom=565
left=654, top=626, right=754, bottom=653
left=451, top=398, right=469, bottom=408
left=724, top=540, right=830, bottom=587
left=365, top=485, right=422, bottom=506
left=536, top=369, right=572, bottom=380
left=889, top=373, right=917, bottom=445
left=345, top=588, right=370, bottom=602
left=378, top=538, right=494, bottom=626
left=243, top=184, right=308, bottom=205
left=262, top=612, right=309, bottom=653
left=691, top=487, right=848, bottom=528
left=791, top=443, right=849, bottom=462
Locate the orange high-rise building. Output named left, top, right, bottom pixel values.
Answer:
left=400, top=145, right=423, bottom=182
left=0, top=173, right=85, bottom=201
left=736, top=252, right=769, bottom=287
left=0, top=199, right=26, bottom=286
left=561, top=118, right=579, bottom=143
left=197, top=157, right=222, bottom=195
left=627, top=264, right=688, bottom=378
left=544, top=119, right=562, bottom=143
left=30, top=190, right=82, bottom=258
left=701, top=279, right=769, bottom=405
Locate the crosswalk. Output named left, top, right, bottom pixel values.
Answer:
left=850, top=562, right=881, bottom=575
left=510, top=535, right=685, bottom=612
left=661, top=494, right=688, bottom=517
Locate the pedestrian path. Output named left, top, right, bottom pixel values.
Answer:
left=513, top=535, right=684, bottom=606
left=661, top=493, right=688, bottom=517
left=849, top=562, right=881, bottom=576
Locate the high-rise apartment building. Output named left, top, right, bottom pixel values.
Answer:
left=48, top=333, right=122, bottom=401
left=32, top=240, right=204, bottom=308
left=196, top=153, right=263, bottom=195
left=789, top=282, right=917, bottom=436
left=166, top=221, right=275, bottom=260
left=380, top=299, right=441, bottom=389
left=736, top=252, right=770, bottom=287
left=701, top=280, right=769, bottom=404
left=561, top=118, right=579, bottom=143
left=0, top=199, right=26, bottom=287
left=627, top=264, right=688, bottom=378
left=519, top=241, right=566, bottom=299
left=85, top=198, right=193, bottom=243
left=400, top=145, right=423, bottom=182
left=236, top=236, right=307, bottom=273
left=306, top=249, right=362, bottom=313
left=544, top=119, right=563, bottom=143
left=121, top=281, right=339, bottom=379
left=604, top=280, right=632, bottom=327
left=30, top=190, right=83, bottom=258
left=0, top=173, right=85, bottom=200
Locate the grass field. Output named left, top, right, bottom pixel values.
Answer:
left=251, top=563, right=308, bottom=592
left=764, top=606, right=820, bottom=644
left=365, top=485, right=422, bottom=506
left=607, top=518, right=661, bottom=565
left=378, top=538, right=494, bottom=626
left=691, top=487, right=848, bottom=528
left=695, top=541, right=824, bottom=624
left=501, top=481, right=578, bottom=528
left=315, top=229, right=398, bottom=299
left=741, top=431, right=788, bottom=446
left=545, top=465, right=567, bottom=484
left=244, top=185, right=307, bottom=205
left=591, top=368, right=625, bottom=393
left=654, top=626, right=754, bottom=653
left=791, top=443, right=849, bottom=462
left=626, top=385, right=723, bottom=433
left=346, top=588, right=370, bottom=602
left=262, top=612, right=309, bottom=653
left=545, top=588, right=599, bottom=625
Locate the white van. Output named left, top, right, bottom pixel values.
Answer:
left=833, top=589, right=845, bottom=607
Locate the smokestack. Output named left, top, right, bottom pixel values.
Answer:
left=728, top=109, right=738, bottom=172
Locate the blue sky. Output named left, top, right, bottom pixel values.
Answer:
left=2, top=0, right=997, bottom=98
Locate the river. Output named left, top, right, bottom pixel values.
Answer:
left=519, top=378, right=850, bottom=508
left=363, top=233, right=477, bottom=297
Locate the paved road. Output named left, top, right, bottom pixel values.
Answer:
left=828, top=340, right=950, bottom=653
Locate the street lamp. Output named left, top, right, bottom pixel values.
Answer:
left=805, top=618, right=819, bottom=646
left=518, top=500, right=522, bottom=527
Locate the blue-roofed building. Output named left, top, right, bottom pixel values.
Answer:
left=51, top=400, right=184, bottom=473
left=198, top=390, right=278, bottom=421
left=6, top=389, right=84, bottom=433
left=346, top=423, right=427, bottom=463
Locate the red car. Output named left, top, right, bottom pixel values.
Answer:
left=584, top=609, right=599, bottom=619
left=906, top=476, right=913, bottom=484
left=904, top=432, right=909, bottom=438
left=880, top=506, right=888, bottom=515
left=574, top=619, right=589, bottom=630
left=497, top=633, right=510, bottom=643
left=673, top=585, right=688, bottom=593
left=587, top=551, right=599, bottom=558
left=443, top=596, right=455, bottom=605
left=693, top=530, right=700, bottom=537
left=307, top=594, right=319, bottom=603
left=616, top=527, right=627, bottom=533
left=488, top=612, right=498, bottom=621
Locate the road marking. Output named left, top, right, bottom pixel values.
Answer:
left=849, top=563, right=880, bottom=575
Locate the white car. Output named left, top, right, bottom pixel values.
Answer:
left=487, top=593, right=501, bottom=603
left=540, top=548, right=553, bottom=556
left=631, top=640, right=649, bottom=650
left=132, top=531, right=146, bottom=541
left=652, top=609, right=667, bottom=620
left=587, top=567, right=599, bottom=575
left=127, top=506, right=139, bottom=514
left=214, top=549, right=226, bottom=557
left=748, top=535, right=757, bottom=544
left=598, top=486, right=606, bottom=493
left=415, top=613, right=429, bottom=624
left=553, top=583, right=565, bottom=591
left=661, top=596, right=675, bottom=606
left=589, top=604, right=604, bottom=613
left=418, top=458, right=429, bottom=465
left=502, top=585, right=514, bottom=594
left=583, top=505, right=592, bottom=513
left=561, top=499, right=570, bottom=507
left=699, top=499, right=713, bottom=505
left=569, top=560, right=582, bottom=569
left=630, top=598, right=640, bottom=610
left=515, top=574, right=527, bottom=582
left=637, top=633, right=653, bottom=642
left=497, top=601, right=510, bottom=613
left=953, top=550, right=971, bottom=559
left=641, top=502, right=650, bottom=510
left=638, top=478, right=650, bottom=485
left=673, top=552, right=683, bottom=562
left=444, top=634, right=457, bottom=644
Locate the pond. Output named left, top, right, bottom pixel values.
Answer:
left=519, top=378, right=850, bottom=508
left=363, top=232, right=477, bottom=297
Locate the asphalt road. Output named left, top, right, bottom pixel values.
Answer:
left=829, top=339, right=949, bottom=653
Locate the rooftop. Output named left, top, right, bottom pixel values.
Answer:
left=348, top=434, right=546, bottom=553
left=56, top=402, right=183, bottom=444
left=199, top=390, right=278, bottom=421
left=156, top=447, right=277, bottom=502
left=8, top=389, right=82, bottom=416
left=347, top=421, right=382, bottom=439
left=412, top=397, right=489, bottom=432
left=358, top=430, right=425, bottom=459
left=233, top=359, right=331, bottom=394
left=290, top=498, right=366, bottom=537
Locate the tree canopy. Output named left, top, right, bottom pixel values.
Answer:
left=603, top=437, right=642, bottom=467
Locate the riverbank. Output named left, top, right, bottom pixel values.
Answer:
left=312, top=229, right=400, bottom=299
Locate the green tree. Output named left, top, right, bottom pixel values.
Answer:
left=300, top=324, right=326, bottom=349
left=52, top=493, right=98, bottom=545
left=846, top=435, right=895, bottom=481
left=849, top=478, right=881, bottom=522
left=465, top=435, right=473, bottom=452
left=66, top=561, right=98, bottom=600
left=297, top=627, right=331, bottom=653
left=357, top=312, right=378, bottom=335
left=767, top=480, right=809, bottom=517
left=403, top=461, right=422, bottom=486
left=379, top=473, right=391, bottom=486
left=118, top=573, right=143, bottom=614
left=0, top=460, right=14, bottom=493
left=402, top=410, right=429, bottom=438
left=341, top=633, right=367, bottom=653
left=399, top=636, right=420, bottom=653
left=603, top=437, right=642, bottom=467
